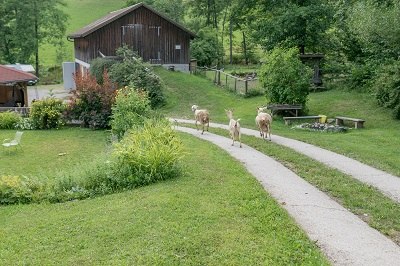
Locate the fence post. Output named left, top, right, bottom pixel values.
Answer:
left=217, top=70, right=221, bottom=85
left=234, top=78, right=237, bottom=92
left=226, top=75, right=228, bottom=87
left=245, top=80, right=248, bottom=95
left=214, top=70, right=217, bottom=83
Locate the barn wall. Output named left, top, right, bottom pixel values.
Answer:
left=74, top=6, right=192, bottom=65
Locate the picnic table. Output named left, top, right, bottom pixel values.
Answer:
left=266, top=104, right=303, bottom=117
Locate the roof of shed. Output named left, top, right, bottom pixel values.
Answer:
left=68, top=2, right=196, bottom=39
left=0, top=65, right=38, bottom=85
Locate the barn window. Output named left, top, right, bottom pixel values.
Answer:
left=175, top=45, right=181, bottom=50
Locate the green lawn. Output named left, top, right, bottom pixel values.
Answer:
left=0, top=127, right=109, bottom=177
left=156, top=67, right=400, bottom=177
left=0, top=134, right=329, bottom=265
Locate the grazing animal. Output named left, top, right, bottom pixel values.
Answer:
left=225, top=109, right=242, bottom=148
left=191, top=105, right=210, bottom=134
left=255, top=107, right=272, bottom=141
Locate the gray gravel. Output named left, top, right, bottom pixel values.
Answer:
left=174, top=123, right=400, bottom=266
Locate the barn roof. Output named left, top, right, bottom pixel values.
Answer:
left=0, top=65, right=38, bottom=85
left=68, top=2, right=196, bottom=39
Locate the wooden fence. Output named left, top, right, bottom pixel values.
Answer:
left=193, top=66, right=262, bottom=96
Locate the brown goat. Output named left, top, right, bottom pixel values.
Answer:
left=255, top=107, right=272, bottom=141
left=191, top=105, right=210, bottom=134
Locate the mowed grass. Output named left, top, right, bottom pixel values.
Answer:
left=204, top=126, right=400, bottom=245
left=156, top=67, right=400, bottom=177
left=0, top=127, right=109, bottom=177
left=40, top=0, right=126, bottom=65
left=0, top=134, right=329, bottom=265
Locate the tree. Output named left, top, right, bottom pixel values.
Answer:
left=347, top=1, right=400, bottom=61
left=0, top=0, right=68, bottom=76
left=259, top=47, right=312, bottom=109
left=244, top=0, right=333, bottom=54
left=126, top=0, right=185, bottom=23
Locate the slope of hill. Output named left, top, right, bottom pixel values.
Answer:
left=40, top=0, right=126, bottom=66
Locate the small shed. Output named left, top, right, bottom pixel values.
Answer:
left=0, top=65, right=38, bottom=107
left=68, top=2, right=196, bottom=73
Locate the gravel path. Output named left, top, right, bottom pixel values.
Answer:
left=172, top=118, right=400, bottom=203
left=175, top=125, right=400, bottom=266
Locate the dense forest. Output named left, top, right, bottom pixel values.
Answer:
left=0, top=0, right=399, bottom=118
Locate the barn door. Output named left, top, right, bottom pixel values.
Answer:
left=148, top=26, right=161, bottom=64
left=121, top=24, right=161, bottom=63
left=121, top=24, right=144, bottom=56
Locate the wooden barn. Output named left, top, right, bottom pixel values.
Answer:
left=68, top=2, right=196, bottom=73
left=0, top=65, right=38, bottom=108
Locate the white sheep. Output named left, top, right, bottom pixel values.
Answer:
left=225, top=109, right=242, bottom=148
left=255, top=107, right=272, bottom=141
left=191, top=105, right=210, bottom=134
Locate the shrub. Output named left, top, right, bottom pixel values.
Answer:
left=372, top=60, right=400, bottom=119
left=30, top=98, right=66, bottom=129
left=110, top=86, right=152, bottom=139
left=15, top=118, right=34, bottom=130
left=109, top=46, right=165, bottom=108
left=0, top=111, right=22, bottom=129
left=67, top=71, right=117, bottom=129
left=190, top=28, right=224, bottom=67
left=259, top=47, right=312, bottom=110
left=90, top=57, right=119, bottom=84
left=112, top=119, right=184, bottom=188
left=0, top=175, right=45, bottom=204
left=347, top=62, right=374, bottom=91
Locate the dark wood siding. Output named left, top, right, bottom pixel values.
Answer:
left=74, top=6, right=192, bottom=65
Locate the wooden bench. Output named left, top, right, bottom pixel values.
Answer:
left=267, top=104, right=303, bottom=117
left=335, top=116, right=365, bottom=129
left=283, top=115, right=322, bottom=125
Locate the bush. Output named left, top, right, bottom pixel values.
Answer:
left=67, top=71, right=117, bottom=129
left=191, top=28, right=224, bottom=67
left=259, top=47, right=312, bottom=109
left=0, top=175, right=45, bottom=204
left=30, top=98, right=66, bottom=129
left=109, top=46, right=165, bottom=108
left=0, top=111, right=21, bottom=129
left=372, top=60, right=400, bottom=119
left=110, top=86, right=152, bottom=139
left=90, top=57, right=119, bottom=84
left=15, top=118, right=34, bottom=130
left=112, top=119, right=184, bottom=188
left=347, top=63, right=375, bottom=91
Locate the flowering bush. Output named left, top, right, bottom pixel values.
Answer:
left=67, top=71, right=117, bottom=129
left=0, top=175, right=45, bottom=204
left=30, top=98, right=66, bottom=129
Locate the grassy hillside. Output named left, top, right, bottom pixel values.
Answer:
left=156, top=67, right=400, bottom=177
left=40, top=0, right=126, bottom=66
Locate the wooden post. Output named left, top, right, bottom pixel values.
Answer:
left=245, top=80, right=248, bottom=95
left=234, top=78, right=237, bottom=92
left=226, top=74, right=228, bottom=87
left=217, top=70, right=221, bottom=85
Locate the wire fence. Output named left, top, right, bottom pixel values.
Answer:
left=193, top=66, right=263, bottom=97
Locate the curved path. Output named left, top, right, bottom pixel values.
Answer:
left=172, top=119, right=400, bottom=203
left=175, top=125, right=400, bottom=266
